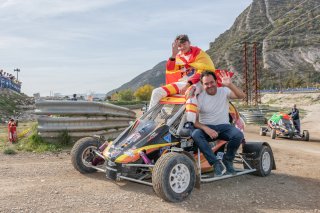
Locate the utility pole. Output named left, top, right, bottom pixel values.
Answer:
left=14, top=68, right=20, bottom=80
left=243, top=42, right=249, bottom=106
left=252, top=42, right=259, bottom=106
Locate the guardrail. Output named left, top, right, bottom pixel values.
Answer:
left=239, top=110, right=266, bottom=124
left=35, top=100, right=136, bottom=140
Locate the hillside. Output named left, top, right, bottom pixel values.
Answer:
left=107, top=61, right=166, bottom=96
left=206, top=0, right=320, bottom=88
left=0, top=89, right=35, bottom=122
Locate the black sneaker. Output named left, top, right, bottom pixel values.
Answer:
left=223, top=158, right=236, bottom=175
left=213, top=160, right=226, bottom=177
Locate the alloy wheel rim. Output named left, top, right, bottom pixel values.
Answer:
left=262, top=151, right=271, bottom=172
left=169, top=163, right=190, bottom=193
left=81, top=146, right=97, bottom=166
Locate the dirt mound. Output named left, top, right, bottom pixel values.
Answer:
left=0, top=89, right=35, bottom=122
left=261, top=92, right=320, bottom=106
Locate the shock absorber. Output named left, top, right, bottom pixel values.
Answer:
left=99, top=141, right=109, bottom=152
left=139, top=150, right=152, bottom=165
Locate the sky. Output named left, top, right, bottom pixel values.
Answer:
left=0, top=0, right=252, bottom=96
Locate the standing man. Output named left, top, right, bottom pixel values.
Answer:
left=192, top=71, right=245, bottom=177
left=289, top=104, right=300, bottom=134
left=8, top=118, right=17, bottom=143
left=149, top=34, right=215, bottom=123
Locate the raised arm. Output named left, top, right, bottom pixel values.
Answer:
left=218, top=70, right=245, bottom=99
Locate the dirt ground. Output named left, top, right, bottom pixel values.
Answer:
left=1, top=100, right=320, bottom=213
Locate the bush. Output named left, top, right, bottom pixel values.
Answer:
left=3, top=147, right=17, bottom=155
left=118, top=89, right=134, bottom=101
left=57, top=130, right=71, bottom=146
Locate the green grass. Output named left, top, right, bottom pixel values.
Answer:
left=1, top=122, right=72, bottom=153
left=17, top=124, right=63, bottom=153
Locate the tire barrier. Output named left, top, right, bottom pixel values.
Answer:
left=240, top=110, right=266, bottom=124
left=35, top=101, right=136, bottom=140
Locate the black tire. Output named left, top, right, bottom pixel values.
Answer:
left=288, top=131, right=294, bottom=140
left=71, top=137, right=102, bottom=174
left=271, top=129, right=276, bottom=139
left=152, top=152, right=196, bottom=202
left=259, top=127, right=266, bottom=136
left=250, top=145, right=273, bottom=177
left=303, top=130, right=310, bottom=141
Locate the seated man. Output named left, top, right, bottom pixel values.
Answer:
left=268, top=112, right=290, bottom=128
left=192, top=71, right=245, bottom=177
left=148, top=34, right=215, bottom=123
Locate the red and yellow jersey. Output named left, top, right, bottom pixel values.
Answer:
left=166, top=46, right=215, bottom=84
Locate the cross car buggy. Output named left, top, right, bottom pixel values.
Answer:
left=71, top=95, right=276, bottom=202
left=259, top=112, right=309, bottom=141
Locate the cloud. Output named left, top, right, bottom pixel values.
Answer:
left=0, top=35, right=46, bottom=48
left=0, top=0, right=127, bottom=20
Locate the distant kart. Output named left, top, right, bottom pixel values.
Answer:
left=259, top=113, right=309, bottom=141
left=71, top=95, right=276, bottom=202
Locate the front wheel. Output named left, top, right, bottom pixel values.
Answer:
left=288, top=131, right=294, bottom=140
left=271, top=129, right=276, bottom=139
left=259, top=127, right=267, bottom=136
left=152, top=152, right=196, bottom=202
left=302, top=130, right=310, bottom=141
left=252, top=145, right=273, bottom=177
left=71, top=137, right=103, bottom=173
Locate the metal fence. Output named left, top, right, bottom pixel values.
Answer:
left=35, top=100, right=136, bottom=140
left=239, top=109, right=266, bottom=124
left=0, top=76, right=21, bottom=92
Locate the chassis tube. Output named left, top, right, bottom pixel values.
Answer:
left=118, top=175, right=153, bottom=186
left=201, top=169, right=256, bottom=182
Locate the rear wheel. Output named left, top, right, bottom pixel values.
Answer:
left=303, top=130, right=310, bottom=141
left=271, top=129, right=276, bottom=139
left=71, top=137, right=103, bottom=173
left=152, top=152, right=196, bottom=202
left=288, top=131, right=294, bottom=139
left=259, top=127, right=266, bottom=136
left=248, top=145, right=273, bottom=177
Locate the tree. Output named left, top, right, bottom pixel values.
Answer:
left=111, top=92, right=118, bottom=101
left=134, top=84, right=154, bottom=101
left=118, top=89, right=134, bottom=101
left=105, top=95, right=111, bottom=101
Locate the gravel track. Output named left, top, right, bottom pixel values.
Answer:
left=1, top=127, right=320, bottom=213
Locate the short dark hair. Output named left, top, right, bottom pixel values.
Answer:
left=175, top=34, right=190, bottom=43
left=200, top=71, right=217, bottom=84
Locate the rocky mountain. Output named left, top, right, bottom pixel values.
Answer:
left=107, top=61, right=166, bottom=96
left=108, top=0, right=320, bottom=95
left=207, top=0, right=320, bottom=89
